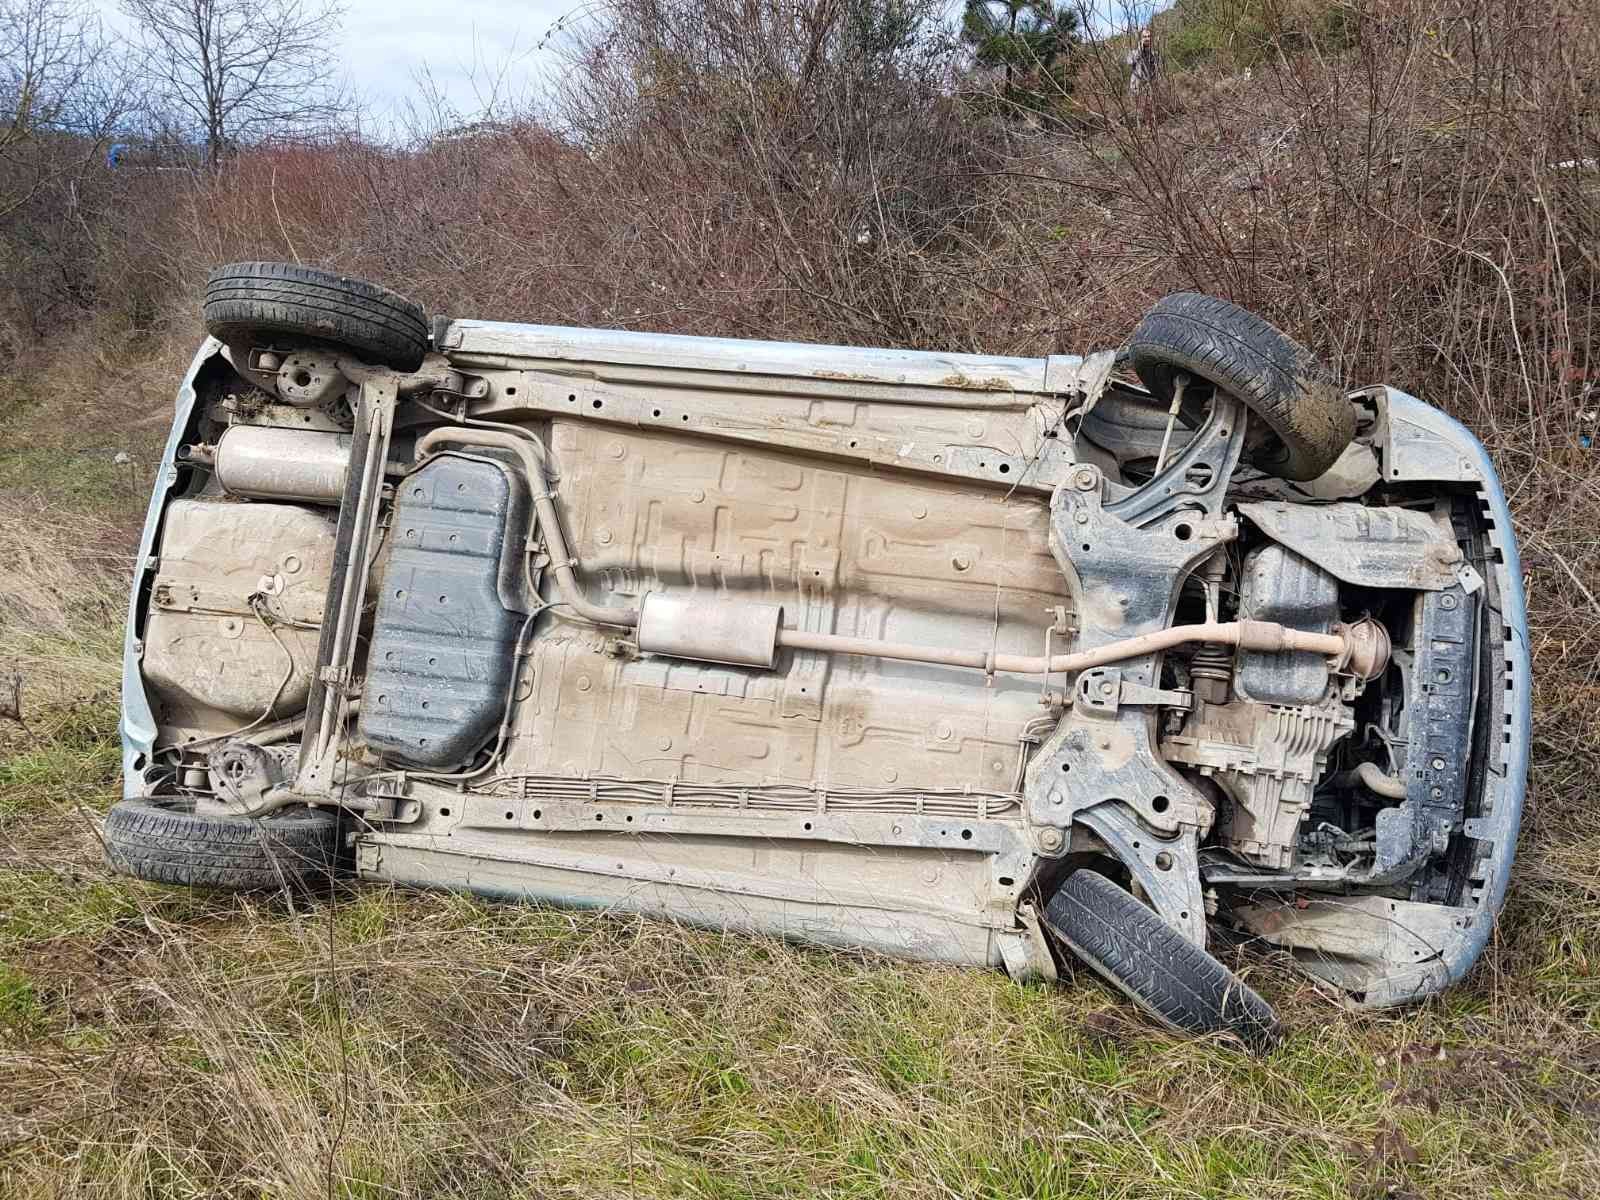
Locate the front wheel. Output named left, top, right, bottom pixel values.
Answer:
left=1043, top=869, right=1281, bottom=1051
left=1127, top=292, right=1355, bottom=481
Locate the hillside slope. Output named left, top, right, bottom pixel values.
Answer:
left=2, top=1, right=1596, bottom=1195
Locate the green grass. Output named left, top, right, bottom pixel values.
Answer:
left=0, top=723, right=1595, bottom=1198
left=1152, top=0, right=1359, bottom=71
left=0, top=323, right=1596, bottom=1198
left=0, top=964, right=43, bottom=1038
left=0, top=446, right=142, bottom=513
left=0, top=701, right=122, bottom=814
left=0, top=548, right=1594, bottom=1200
left=0, top=361, right=161, bottom=517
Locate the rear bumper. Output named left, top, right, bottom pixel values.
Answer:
left=119, top=340, right=218, bottom=797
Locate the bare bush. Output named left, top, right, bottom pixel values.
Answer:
left=0, top=0, right=124, bottom=158
left=1064, top=1, right=1598, bottom=430
left=0, top=0, right=134, bottom=358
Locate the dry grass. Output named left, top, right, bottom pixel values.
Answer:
left=2, top=0, right=1599, bottom=1195
left=0, top=322, right=191, bottom=722
left=0, top=515, right=125, bottom=716
left=1, top=748, right=1597, bottom=1198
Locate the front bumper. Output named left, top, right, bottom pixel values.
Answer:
left=1372, top=388, right=1531, bottom=1004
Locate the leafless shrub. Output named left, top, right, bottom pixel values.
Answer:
left=0, top=0, right=124, bottom=157
left=0, top=0, right=134, bottom=359
left=1065, top=0, right=1598, bottom=434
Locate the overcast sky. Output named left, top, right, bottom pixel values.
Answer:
left=330, top=0, right=1156, bottom=122
left=91, top=0, right=577, bottom=127
left=338, top=0, right=575, bottom=126
left=95, top=0, right=1160, bottom=134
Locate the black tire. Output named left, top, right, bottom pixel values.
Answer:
left=1127, top=292, right=1355, bottom=481
left=1044, top=869, right=1281, bottom=1051
left=103, top=798, right=344, bottom=892
left=204, top=261, right=430, bottom=371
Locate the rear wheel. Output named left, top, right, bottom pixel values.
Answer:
left=1127, top=292, right=1354, bottom=481
left=1044, top=869, right=1281, bottom=1051
left=203, top=261, right=430, bottom=371
left=103, top=797, right=345, bottom=892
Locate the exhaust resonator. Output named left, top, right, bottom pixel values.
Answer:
left=635, top=592, right=784, bottom=669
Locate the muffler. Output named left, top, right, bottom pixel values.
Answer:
left=215, top=426, right=351, bottom=504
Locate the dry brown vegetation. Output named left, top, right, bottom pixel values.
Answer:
left=2, top=0, right=1598, bottom=1196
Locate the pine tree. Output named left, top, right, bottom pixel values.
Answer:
left=960, top=0, right=1081, bottom=110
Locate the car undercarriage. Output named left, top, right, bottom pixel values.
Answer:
left=109, top=264, right=1531, bottom=1045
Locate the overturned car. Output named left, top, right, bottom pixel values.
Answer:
left=108, top=263, right=1530, bottom=1045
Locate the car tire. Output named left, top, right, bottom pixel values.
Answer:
left=1043, top=868, right=1282, bottom=1051
left=103, top=798, right=345, bottom=892
left=203, top=261, right=430, bottom=372
left=1127, top=292, right=1355, bottom=481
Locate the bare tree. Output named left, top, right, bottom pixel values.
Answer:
left=1, top=0, right=124, bottom=149
left=0, top=0, right=130, bottom=221
left=119, top=0, right=349, bottom=166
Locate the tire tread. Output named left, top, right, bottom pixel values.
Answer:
left=202, top=261, right=429, bottom=370
left=1127, top=292, right=1355, bottom=480
left=103, top=799, right=342, bottom=892
left=1044, top=869, right=1281, bottom=1050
